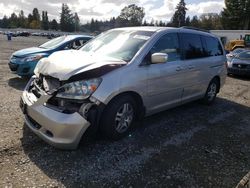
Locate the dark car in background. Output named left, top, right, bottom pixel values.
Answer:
left=226, top=48, right=245, bottom=60
left=227, top=50, right=250, bottom=76
left=9, top=35, right=92, bottom=77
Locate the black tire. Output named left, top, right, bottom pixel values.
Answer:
left=236, top=171, right=250, bottom=188
left=100, top=95, right=137, bottom=140
left=202, top=78, right=219, bottom=105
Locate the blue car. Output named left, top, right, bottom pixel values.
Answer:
left=9, top=35, right=92, bottom=77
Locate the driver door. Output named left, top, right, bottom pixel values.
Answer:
left=145, top=33, right=186, bottom=114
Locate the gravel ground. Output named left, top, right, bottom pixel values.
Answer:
left=0, top=34, right=250, bottom=188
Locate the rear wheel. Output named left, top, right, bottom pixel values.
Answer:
left=202, top=79, right=219, bottom=105
left=100, top=95, right=137, bottom=140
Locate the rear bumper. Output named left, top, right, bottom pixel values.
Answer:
left=21, top=77, right=90, bottom=149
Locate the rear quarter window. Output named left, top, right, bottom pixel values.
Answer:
left=202, top=36, right=223, bottom=56
left=180, top=33, right=205, bottom=60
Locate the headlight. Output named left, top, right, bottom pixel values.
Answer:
left=56, top=78, right=102, bottom=100
left=22, top=54, right=44, bottom=62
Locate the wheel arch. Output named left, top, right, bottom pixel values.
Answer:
left=211, top=76, right=220, bottom=93
left=105, top=91, right=145, bottom=120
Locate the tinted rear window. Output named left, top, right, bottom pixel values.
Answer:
left=202, top=36, right=223, bottom=56
left=180, top=33, right=204, bottom=59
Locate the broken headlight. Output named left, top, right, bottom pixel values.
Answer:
left=56, top=78, right=102, bottom=100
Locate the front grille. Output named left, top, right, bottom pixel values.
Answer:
left=27, top=115, right=42, bottom=129
left=8, top=63, right=19, bottom=71
left=22, top=67, right=30, bottom=73
left=233, top=64, right=248, bottom=69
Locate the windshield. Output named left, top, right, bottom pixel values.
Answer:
left=39, top=36, right=66, bottom=49
left=80, top=30, right=154, bottom=62
left=245, top=35, right=250, bottom=42
left=232, top=48, right=244, bottom=54
left=238, top=51, right=250, bottom=59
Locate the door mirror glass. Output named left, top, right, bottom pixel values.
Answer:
left=151, top=53, right=168, bottom=64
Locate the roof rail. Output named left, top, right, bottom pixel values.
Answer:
left=181, top=26, right=210, bottom=33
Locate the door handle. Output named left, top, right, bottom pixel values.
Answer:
left=188, top=65, right=194, bottom=69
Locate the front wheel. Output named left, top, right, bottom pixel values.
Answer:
left=202, top=79, right=219, bottom=105
left=100, top=95, right=137, bottom=140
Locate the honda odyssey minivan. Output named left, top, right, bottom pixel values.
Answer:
left=20, top=27, right=227, bottom=149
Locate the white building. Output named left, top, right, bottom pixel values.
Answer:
left=210, top=30, right=250, bottom=45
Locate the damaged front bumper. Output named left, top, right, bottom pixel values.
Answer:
left=21, top=77, right=91, bottom=149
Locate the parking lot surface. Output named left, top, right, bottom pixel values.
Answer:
left=0, top=35, right=250, bottom=187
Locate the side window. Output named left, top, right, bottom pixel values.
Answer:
left=64, top=40, right=83, bottom=50
left=151, top=33, right=181, bottom=62
left=72, top=40, right=82, bottom=49
left=80, top=39, right=88, bottom=46
left=64, top=41, right=74, bottom=50
left=180, top=33, right=205, bottom=59
left=202, top=36, right=223, bottom=56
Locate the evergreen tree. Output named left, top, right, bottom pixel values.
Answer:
left=42, top=11, right=49, bottom=30
left=149, top=19, right=154, bottom=26
left=185, top=16, right=191, bottom=26
left=159, top=20, right=165, bottom=26
left=32, top=8, right=40, bottom=21
left=60, top=3, right=75, bottom=32
left=29, top=8, right=41, bottom=29
left=199, top=14, right=214, bottom=30
left=1, top=15, right=9, bottom=28
left=190, top=15, right=199, bottom=27
left=199, top=13, right=222, bottom=30
left=221, top=0, right=241, bottom=29
left=90, top=18, right=95, bottom=32
left=74, top=12, right=80, bottom=32
left=9, top=13, right=18, bottom=28
left=94, top=19, right=99, bottom=31
left=155, top=20, right=159, bottom=26
left=50, top=19, right=58, bottom=30
left=142, top=20, right=148, bottom=26
left=18, top=10, right=26, bottom=28
left=221, top=0, right=250, bottom=29
left=171, top=0, right=187, bottom=27
left=27, top=13, right=33, bottom=25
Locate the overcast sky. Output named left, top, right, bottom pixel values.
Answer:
left=0, top=0, right=225, bottom=23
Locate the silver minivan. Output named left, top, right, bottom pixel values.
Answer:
left=20, top=27, right=227, bottom=149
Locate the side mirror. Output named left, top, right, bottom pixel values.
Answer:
left=151, top=53, right=168, bottom=64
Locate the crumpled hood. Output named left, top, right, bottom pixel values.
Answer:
left=34, top=50, right=126, bottom=81
left=13, top=47, right=49, bottom=57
